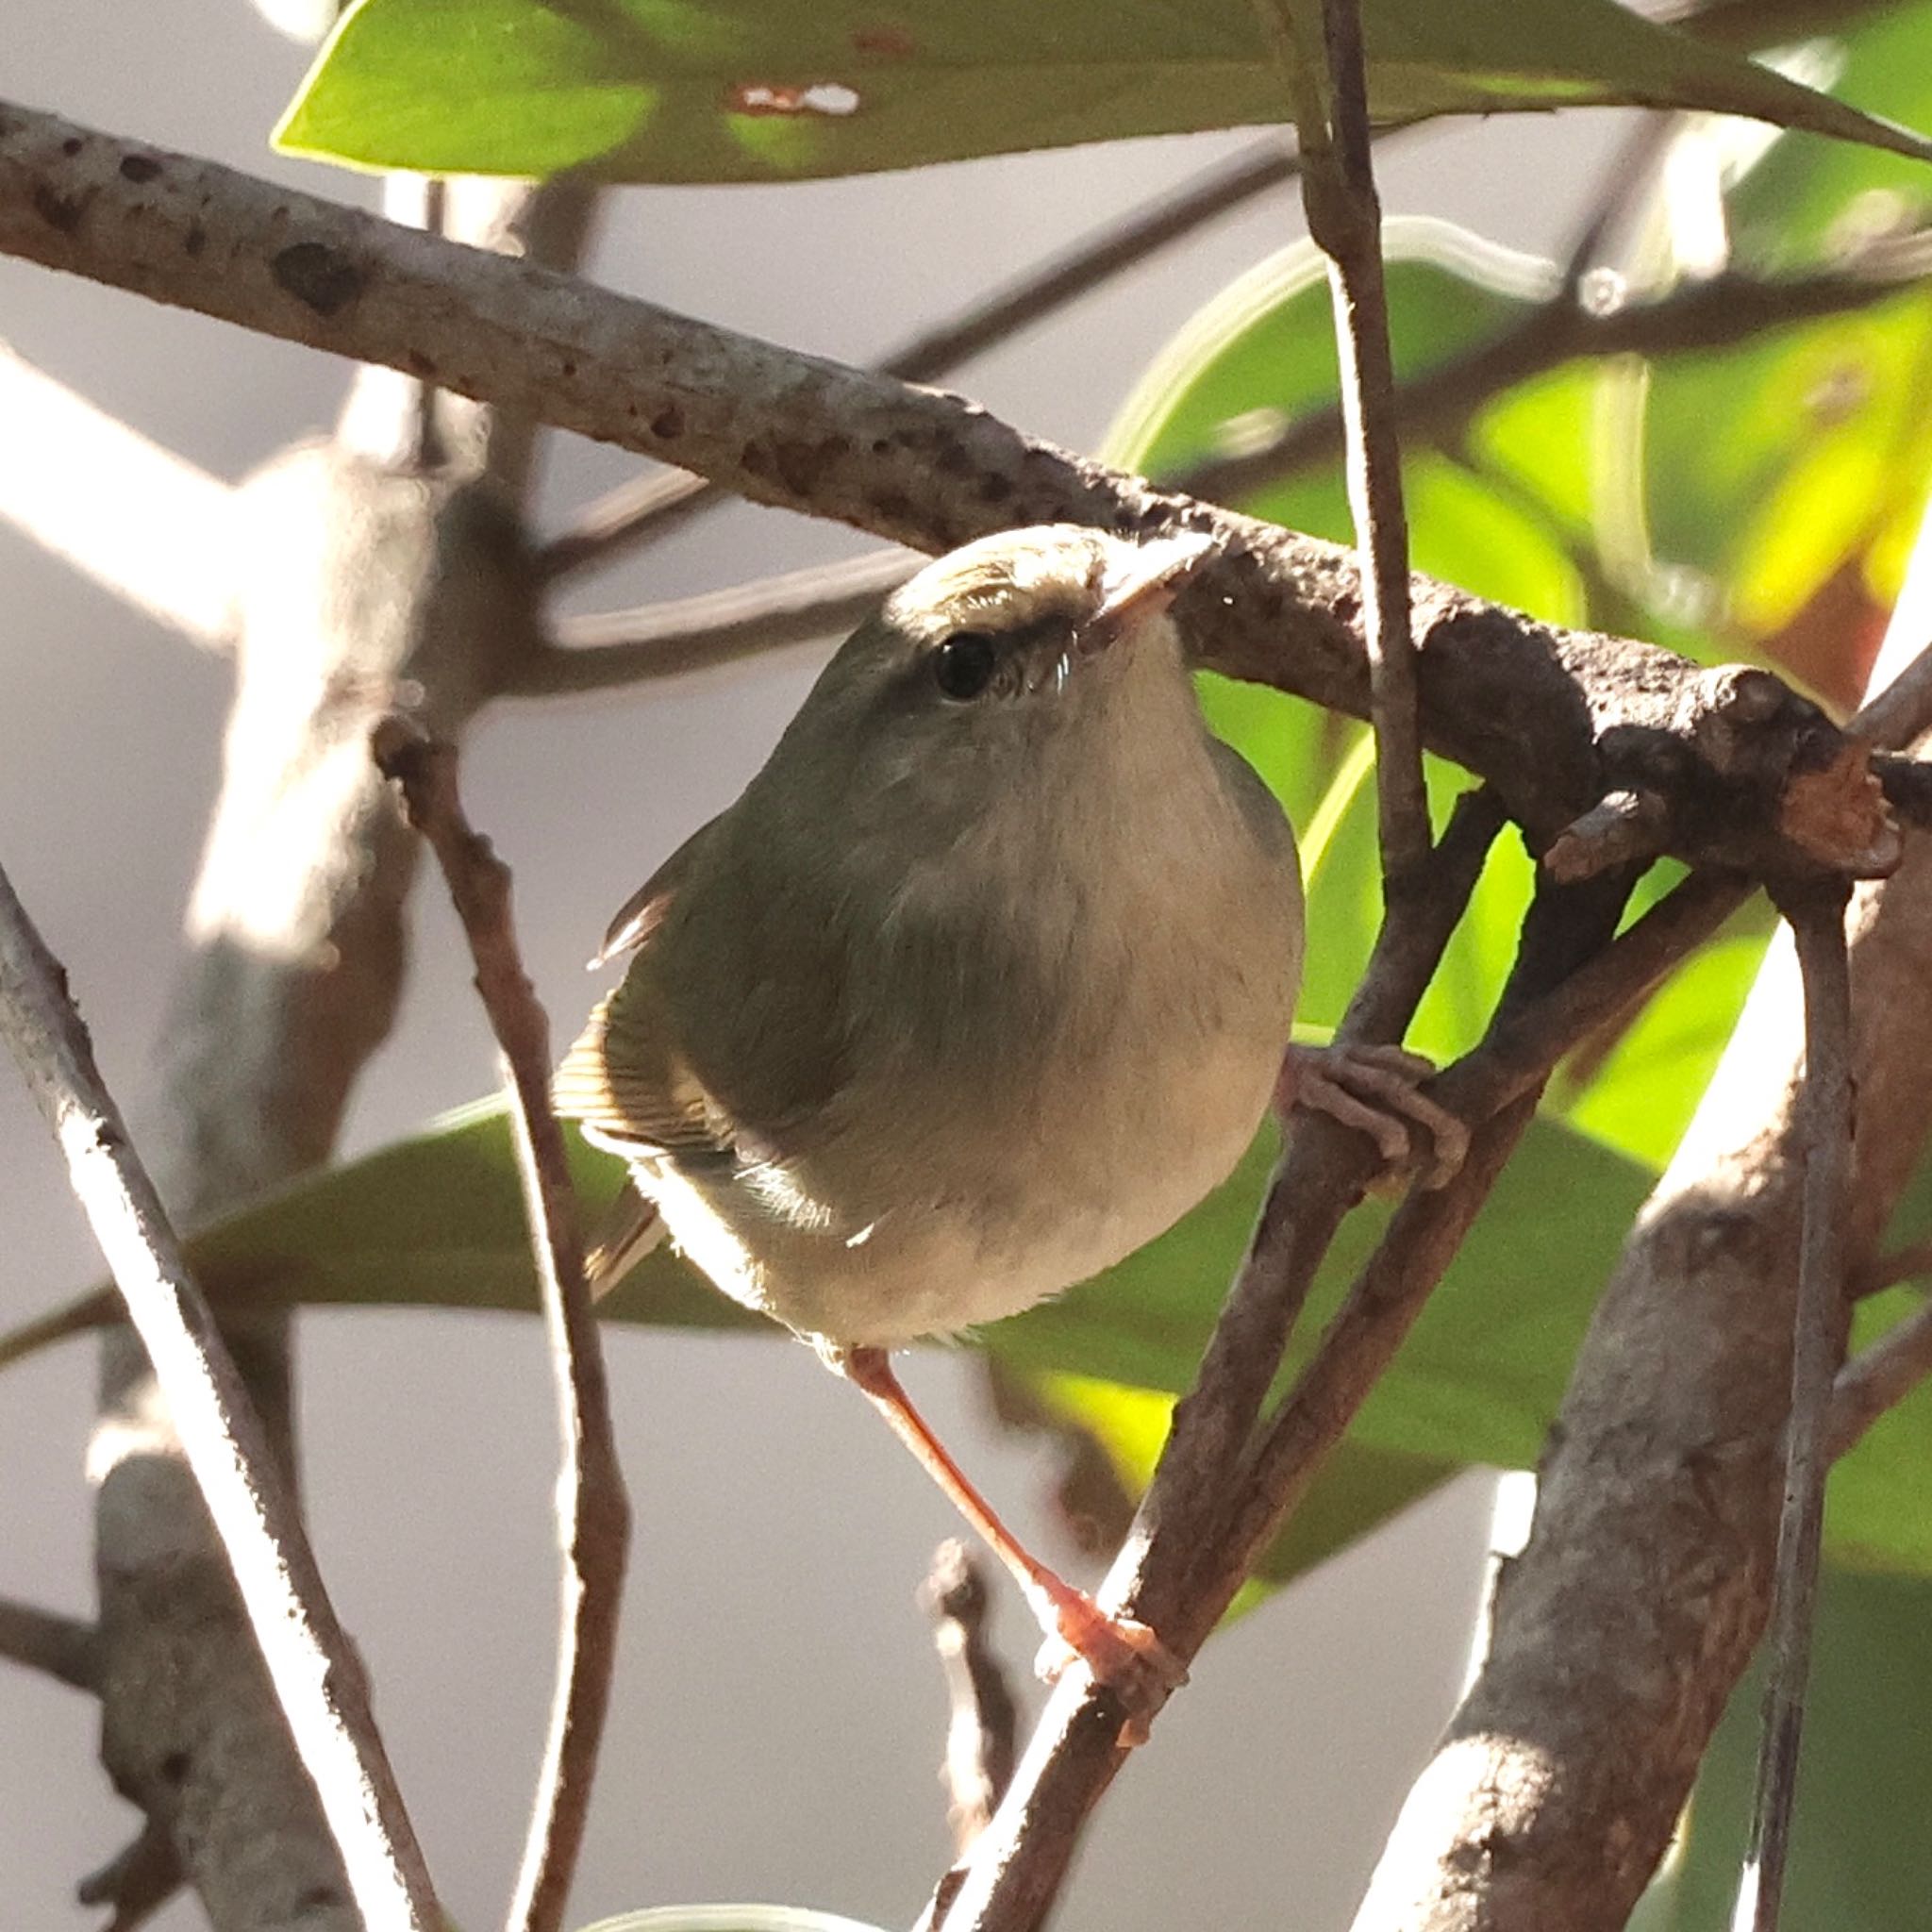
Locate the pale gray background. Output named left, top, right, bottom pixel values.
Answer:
left=0, top=9, right=1618, bottom=1927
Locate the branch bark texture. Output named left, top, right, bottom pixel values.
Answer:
left=0, top=97, right=1902, bottom=889
left=0, top=858, right=439, bottom=1931
left=1351, top=801, right=1932, bottom=1930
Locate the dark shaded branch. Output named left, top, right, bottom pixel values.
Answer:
left=0, top=1594, right=96, bottom=1690
left=533, top=138, right=1301, bottom=580
left=372, top=724, right=629, bottom=1932
left=0, top=858, right=440, bottom=1930
left=0, top=98, right=1908, bottom=886
left=1738, top=888, right=1854, bottom=1932
left=508, top=549, right=916, bottom=695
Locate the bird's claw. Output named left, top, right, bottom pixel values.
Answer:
left=1028, top=1585, right=1188, bottom=1747
left=1281, top=1041, right=1467, bottom=1190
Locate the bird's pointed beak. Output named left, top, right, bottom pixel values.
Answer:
left=1080, top=529, right=1221, bottom=654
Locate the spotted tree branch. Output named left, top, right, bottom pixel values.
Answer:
left=0, top=96, right=1910, bottom=890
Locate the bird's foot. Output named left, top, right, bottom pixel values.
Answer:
left=1027, top=1578, right=1188, bottom=1746
left=1280, top=1041, right=1467, bottom=1190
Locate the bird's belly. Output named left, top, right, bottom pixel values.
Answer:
left=643, top=1016, right=1282, bottom=1351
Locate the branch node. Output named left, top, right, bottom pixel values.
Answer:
left=1543, top=789, right=1669, bottom=882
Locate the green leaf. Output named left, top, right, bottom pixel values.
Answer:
left=1634, top=1568, right=1932, bottom=1932
left=1727, top=1, right=1932, bottom=265
left=189, top=1097, right=765, bottom=1338
left=275, top=0, right=1932, bottom=184
left=1636, top=289, right=1932, bottom=665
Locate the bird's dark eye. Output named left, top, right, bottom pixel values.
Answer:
left=932, top=630, right=999, bottom=701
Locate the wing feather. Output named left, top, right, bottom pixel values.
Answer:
left=554, top=976, right=738, bottom=1161
left=556, top=818, right=741, bottom=1163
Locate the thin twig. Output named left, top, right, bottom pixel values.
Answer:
left=0, top=1283, right=116, bottom=1371
left=0, top=1594, right=96, bottom=1690
left=922, top=1541, right=1021, bottom=1858
left=1221, top=866, right=1639, bottom=1626
left=1734, top=888, right=1855, bottom=1932
left=1848, top=633, right=1932, bottom=749
left=533, top=139, right=1303, bottom=581
left=0, top=858, right=440, bottom=1932
left=372, top=722, right=630, bottom=1932
left=1286, top=0, right=1429, bottom=884
left=1556, top=111, right=1675, bottom=295
left=1852, top=1237, right=1932, bottom=1297
left=508, top=549, right=916, bottom=696
left=1828, top=1292, right=1932, bottom=1457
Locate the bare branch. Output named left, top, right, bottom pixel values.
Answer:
left=372, top=723, right=630, bottom=1932
left=1829, top=1291, right=1932, bottom=1454
left=922, top=1541, right=1021, bottom=1858
left=1736, top=891, right=1853, bottom=1932
left=1275, top=0, right=1429, bottom=881
left=509, top=548, right=917, bottom=695
left=1543, top=789, right=1671, bottom=883
left=0, top=338, right=236, bottom=646
left=1849, top=636, right=1932, bottom=750
left=533, top=138, right=1301, bottom=580
left=1851, top=1237, right=1932, bottom=1297
left=0, top=859, right=440, bottom=1931
left=0, top=1283, right=115, bottom=1371
left=0, top=1594, right=96, bottom=1690
left=0, top=99, right=1907, bottom=890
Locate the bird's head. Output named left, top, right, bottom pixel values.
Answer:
left=755, top=525, right=1222, bottom=847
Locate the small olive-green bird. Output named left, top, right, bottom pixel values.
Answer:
left=556, top=523, right=1446, bottom=1694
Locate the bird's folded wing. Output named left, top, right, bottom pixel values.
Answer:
left=554, top=976, right=740, bottom=1163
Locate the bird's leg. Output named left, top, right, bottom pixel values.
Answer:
left=1280, top=1041, right=1468, bottom=1188
left=824, top=1342, right=1186, bottom=1727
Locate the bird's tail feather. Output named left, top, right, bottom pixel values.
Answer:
left=586, top=1184, right=667, bottom=1300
